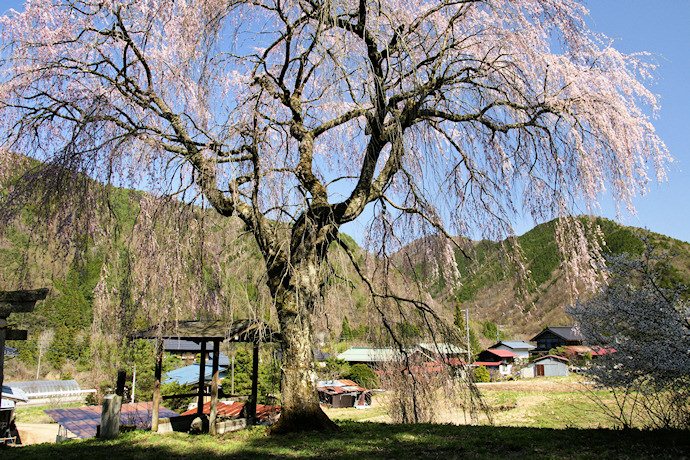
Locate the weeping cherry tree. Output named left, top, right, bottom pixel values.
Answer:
left=0, top=0, right=669, bottom=431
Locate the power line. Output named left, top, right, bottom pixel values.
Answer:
left=14, top=340, right=84, bottom=361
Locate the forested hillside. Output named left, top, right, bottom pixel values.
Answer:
left=0, top=172, right=378, bottom=391
left=3, top=167, right=689, bottom=388
left=396, top=217, right=690, bottom=342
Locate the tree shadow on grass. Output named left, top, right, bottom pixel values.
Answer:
left=3, top=422, right=689, bottom=459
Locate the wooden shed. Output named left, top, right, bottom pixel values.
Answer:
left=317, top=379, right=371, bottom=408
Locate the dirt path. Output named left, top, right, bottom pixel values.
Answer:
left=15, top=423, right=59, bottom=445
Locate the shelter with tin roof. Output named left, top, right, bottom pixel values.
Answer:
left=317, top=379, right=371, bottom=408
left=131, top=319, right=280, bottom=434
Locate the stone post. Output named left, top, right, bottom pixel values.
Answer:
left=100, top=394, right=122, bottom=440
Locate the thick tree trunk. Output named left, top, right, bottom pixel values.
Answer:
left=270, top=263, right=337, bottom=433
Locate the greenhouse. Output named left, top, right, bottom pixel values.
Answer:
left=6, top=380, right=96, bottom=404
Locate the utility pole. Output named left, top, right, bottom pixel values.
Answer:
left=131, top=363, right=136, bottom=403
left=36, top=345, right=43, bottom=380
left=461, top=309, right=471, bottom=364
left=496, top=325, right=504, bottom=344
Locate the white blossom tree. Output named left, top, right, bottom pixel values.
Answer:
left=0, top=0, right=670, bottom=431
left=568, top=244, right=690, bottom=429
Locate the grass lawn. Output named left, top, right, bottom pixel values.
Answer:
left=7, top=376, right=687, bottom=458
left=3, top=421, right=689, bottom=459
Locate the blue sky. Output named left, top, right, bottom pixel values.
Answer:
left=346, top=1, right=690, bottom=244
left=2, top=1, right=688, bottom=244
left=581, top=1, right=690, bottom=244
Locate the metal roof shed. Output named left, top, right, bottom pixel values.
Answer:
left=131, top=319, right=280, bottom=434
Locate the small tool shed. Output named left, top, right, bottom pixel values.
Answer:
left=522, top=355, right=570, bottom=378
left=131, top=319, right=280, bottom=434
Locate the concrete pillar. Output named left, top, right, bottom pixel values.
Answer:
left=100, top=394, right=122, bottom=440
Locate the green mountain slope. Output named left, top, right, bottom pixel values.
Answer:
left=2, top=162, right=688, bottom=370
left=395, top=216, right=690, bottom=341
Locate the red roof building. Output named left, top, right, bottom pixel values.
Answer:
left=181, top=401, right=280, bottom=422
left=475, top=349, right=519, bottom=376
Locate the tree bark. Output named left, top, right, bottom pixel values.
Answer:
left=270, top=260, right=337, bottom=433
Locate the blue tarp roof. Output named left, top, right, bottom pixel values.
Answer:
left=164, top=364, right=228, bottom=386
left=45, top=402, right=178, bottom=439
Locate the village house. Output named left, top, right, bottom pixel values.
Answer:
left=338, top=343, right=466, bottom=369
left=488, top=341, right=534, bottom=361
left=473, top=349, right=518, bottom=376
left=530, top=326, right=583, bottom=355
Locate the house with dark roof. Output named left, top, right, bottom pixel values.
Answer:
left=529, top=326, right=583, bottom=355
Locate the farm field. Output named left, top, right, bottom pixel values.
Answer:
left=327, top=376, right=636, bottom=430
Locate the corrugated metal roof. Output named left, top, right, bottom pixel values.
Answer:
left=484, top=349, right=518, bottom=358
left=3, top=345, right=19, bottom=357
left=534, top=354, right=570, bottom=363
left=7, top=380, right=81, bottom=396
left=490, top=341, right=535, bottom=350
left=1, top=385, right=29, bottom=403
left=180, top=401, right=280, bottom=421
left=338, top=347, right=400, bottom=362
left=163, top=338, right=212, bottom=353
left=207, top=352, right=230, bottom=367
left=45, top=402, right=179, bottom=439
left=418, top=342, right=466, bottom=355
left=339, top=344, right=467, bottom=363
left=317, top=379, right=368, bottom=395
left=164, top=364, right=228, bottom=386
